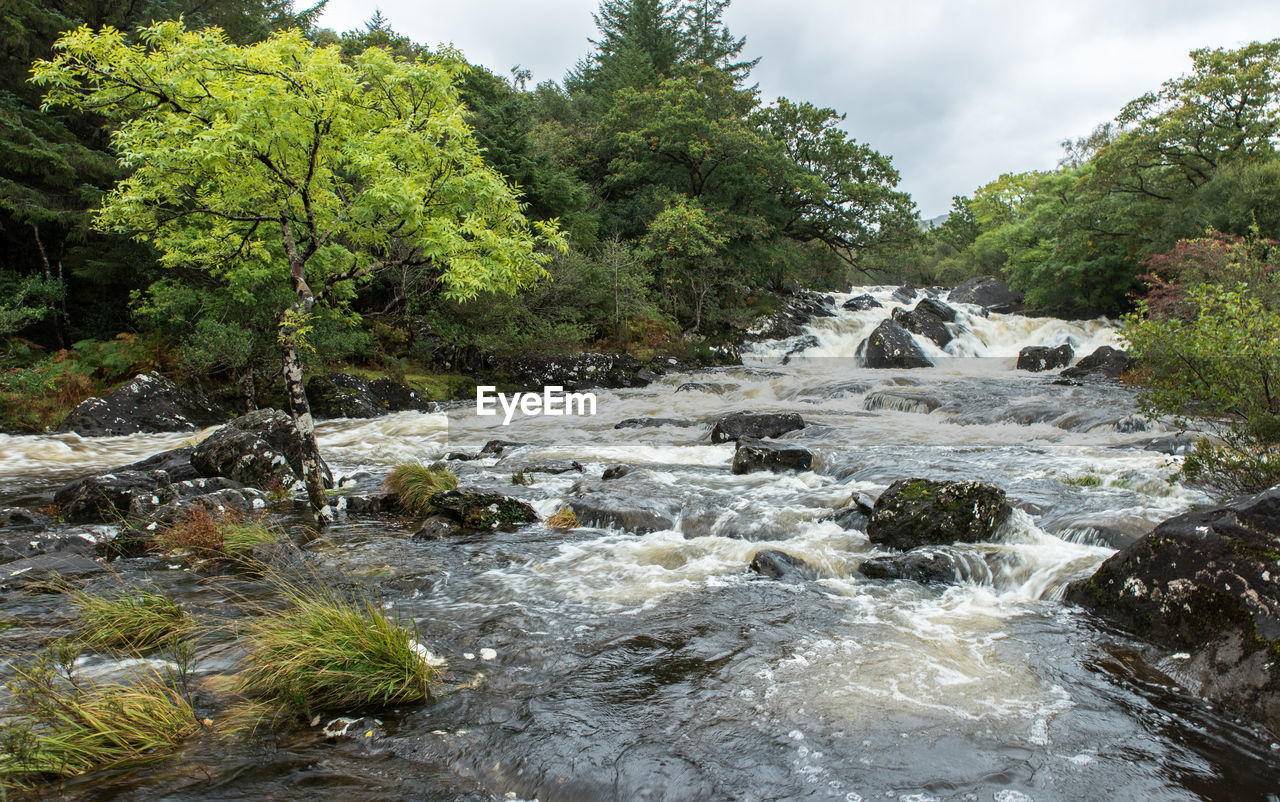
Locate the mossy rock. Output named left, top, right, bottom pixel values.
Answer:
left=867, top=478, right=1011, bottom=550
left=429, top=489, right=538, bottom=531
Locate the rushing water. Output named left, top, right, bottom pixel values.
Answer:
left=2, top=286, right=1279, bottom=801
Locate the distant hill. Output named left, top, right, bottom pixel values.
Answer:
left=918, top=213, right=949, bottom=231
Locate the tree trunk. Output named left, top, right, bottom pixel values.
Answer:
left=279, top=313, right=332, bottom=524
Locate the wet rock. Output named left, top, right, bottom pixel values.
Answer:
left=832, top=495, right=875, bottom=531
left=499, top=352, right=650, bottom=391
left=747, top=291, right=837, bottom=340
left=676, top=382, right=740, bottom=395
left=54, top=470, right=172, bottom=523
left=862, top=390, right=943, bottom=414
left=245, top=540, right=310, bottom=573
left=508, top=460, right=584, bottom=475
left=749, top=550, right=817, bottom=581
left=795, top=381, right=874, bottom=400
left=857, top=546, right=985, bottom=584
left=569, top=487, right=679, bottom=534
left=842, top=294, right=883, bottom=312
left=56, top=373, right=227, bottom=437
left=1064, top=487, right=1280, bottom=733
left=867, top=478, right=1012, bottom=551
left=118, top=446, right=201, bottom=482
left=429, top=490, right=538, bottom=531
left=336, top=491, right=395, bottom=515
left=125, top=477, right=248, bottom=520
left=480, top=440, right=526, bottom=457
left=191, top=409, right=332, bottom=490
left=145, top=487, right=272, bottom=526
left=948, top=276, right=1024, bottom=314
left=0, top=507, right=53, bottom=528
left=915, top=298, right=958, bottom=322
left=782, top=335, right=820, bottom=364
left=614, top=417, right=698, bottom=430
left=1, top=553, right=104, bottom=590
left=0, top=529, right=100, bottom=564
left=891, top=284, right=917, bottom=303
left=1061, top=346, right=1131, bottom=380
left=602, top=465, right=630, bottom=481
left=1017, top=344, right=1074, bottom=372
left=856, top=320, right=933, bottom=369
left=710, top=412, right=805, bottom=444
left=305, top=373, right=431, bottom=419
left=731, top=438, right=813, bottom=474
left=892, top=303, right=953, bottom=348
left=412, top=514, right=464, bottom=540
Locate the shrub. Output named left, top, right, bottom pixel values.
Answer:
left=71, top=588, right=189, bottom=652
left=236, top=581, right=443, bottom=718
left=154, top=507, right=279, bottom=561
left=546, top=507, right=579, bottom=530
left=385, top=463, right=458, bottom=515
left=0, top=644, right=197, bottom=790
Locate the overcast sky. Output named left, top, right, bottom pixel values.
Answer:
left=317, top=1, right=1280, bottom=218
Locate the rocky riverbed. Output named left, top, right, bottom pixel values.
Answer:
left=2, top=284, right=1278, bottom=800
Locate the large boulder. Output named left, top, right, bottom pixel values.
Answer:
left=842, top=294, right=883, bottom=312
left=1016, top=344, right=1074, bottom=372
left=856, top=320, right=933, bottom=369
left=1065, top=487, right=1280, bottom=732
left=731, top=438, right=813, bottom=474
left=1061, top=346, right=1131, bottom=380
left=54, top=470, right=173, bottom=523
left=747, top=291, right=837, bottom=341
left=499, top=352, right=650, bottom=392
left=56, top=373, right=227, bottom=437
left=867, top=478, right=1011, bottom=551
left=191, top=409, right=332, bottom=490
left=305, top=373, right=432, bottom=419
left=710, top=412, right=805, bottom=444
left=891, top=302, right=955, bottom=349
left=948, top=276, right=1024, bottom=314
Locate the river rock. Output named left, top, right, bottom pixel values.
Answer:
left=0, top=507, right=53, bottom=528
left=710, top=412, right=805, bottom=444
left=948, top=276, right=1024, bottom=313
left=480, top=440, right=526, bottom=457
left=428, top=490, right=538, bottom=531
left=731, top=438, right=813, bottom=474
left=1064, top=487, right=1280, bottom=733
left=117, top=446, right=201, bottom=482
left=1017, top=344, right=1074, bottom=372
left=862, top=390, right=943, bottom=414
left=412, top=514, right=464, bottom=540
left=856, top=320, right=933, bottom=369
left=602, top=465, right=630, bottom=481
left=782, top=335, right=820, bottom=364
left=749, top=549, right=817, bottom=582
left=191, top=409, right=332, bottom=490
left=336, top=491, right=396, bottom=515
left=54, top=469, right=173, bottom=523
left=615, top=417, right=698, bottom=429
left=305, top=373, right=431, bottom=419
left=569, top=486, right=680, bottom=534
left=891, top=284, right=917, bottom=303
left=135, top=484, right=270, bottom=525
left=842, top=294, right=883, bottom=312
left=500, top=352, right=649, bottom=392
left=1061, top=346, right=1131, bottom=380
left=0, top=552, right=105, bottom=590
left=867, top=478, right=1012, bottom=551
left=857, top=546, right=985, bottom=584
left=0, top=528, right=100, bottom=564
left=676, top=382, right=740, bottom=395
left=892, top=303, right=954, bottom=349
left=747, top=291, right=837, bottom=340
left=55, top=373, right=227, bottom=437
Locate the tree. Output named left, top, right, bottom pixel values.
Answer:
left=34, top=21, right=562, bottom=520
left=675, top=0, right=757, bottom=83
left=568, top=0, right=680, bottom=99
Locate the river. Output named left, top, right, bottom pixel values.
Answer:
left=1, top=286, right=1277, bottom=800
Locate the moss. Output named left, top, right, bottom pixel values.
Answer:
left=896, top=480, right=933, bottom=501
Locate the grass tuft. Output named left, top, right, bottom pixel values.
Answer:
left=154, top=507, right=279, bottom=561
left=1061, top=473, right=1103, bottom=487
left=385, top=462, right=458, bottom=515
left=0, top=644, right=197, bottom=790
left=546, top=507, right=579, bottom=530
left=236, top=579, right=443, bottom=719
left=70, top=588, right=189, bottom=652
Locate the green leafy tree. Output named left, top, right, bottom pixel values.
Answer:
left=34, top=21, right=562, bottom=519
left=640, top=195, right=727, bottom=332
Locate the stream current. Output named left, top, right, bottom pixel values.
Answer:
left=2, top=286, right=1279, bottom=800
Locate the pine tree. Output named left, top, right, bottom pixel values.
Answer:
left=568, top=0, right=680, bottom=98
left=675, top=0, right=757, bottom=83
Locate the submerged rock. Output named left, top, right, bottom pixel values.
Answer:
left=948, top=276, right=1024, bottom=314
left=856, top=320, right=933, bottom=369
left=749, top=549, right=817, bottom=581
left=1061, top=346, right=1131, bottom=380
left=867, top=478, right=1011, bottom=551
left=614, top=417, right=698, bottom=430
left=56, top=373, right=227, bottom=437
left=1065, top=486, right=1280, bottom=733
left=857, top=546, right=987, bottom=584
left=569, top=485, right=680, bottom=534
left=1017, top=344, right=1074, bottom=372
left=731, top=438, right=813, bottom=474
left=305, top=372, right=431, bottom=419
left=861, top=390, right=943, bottom=414
left=710, top=412, right=805, bottom=444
